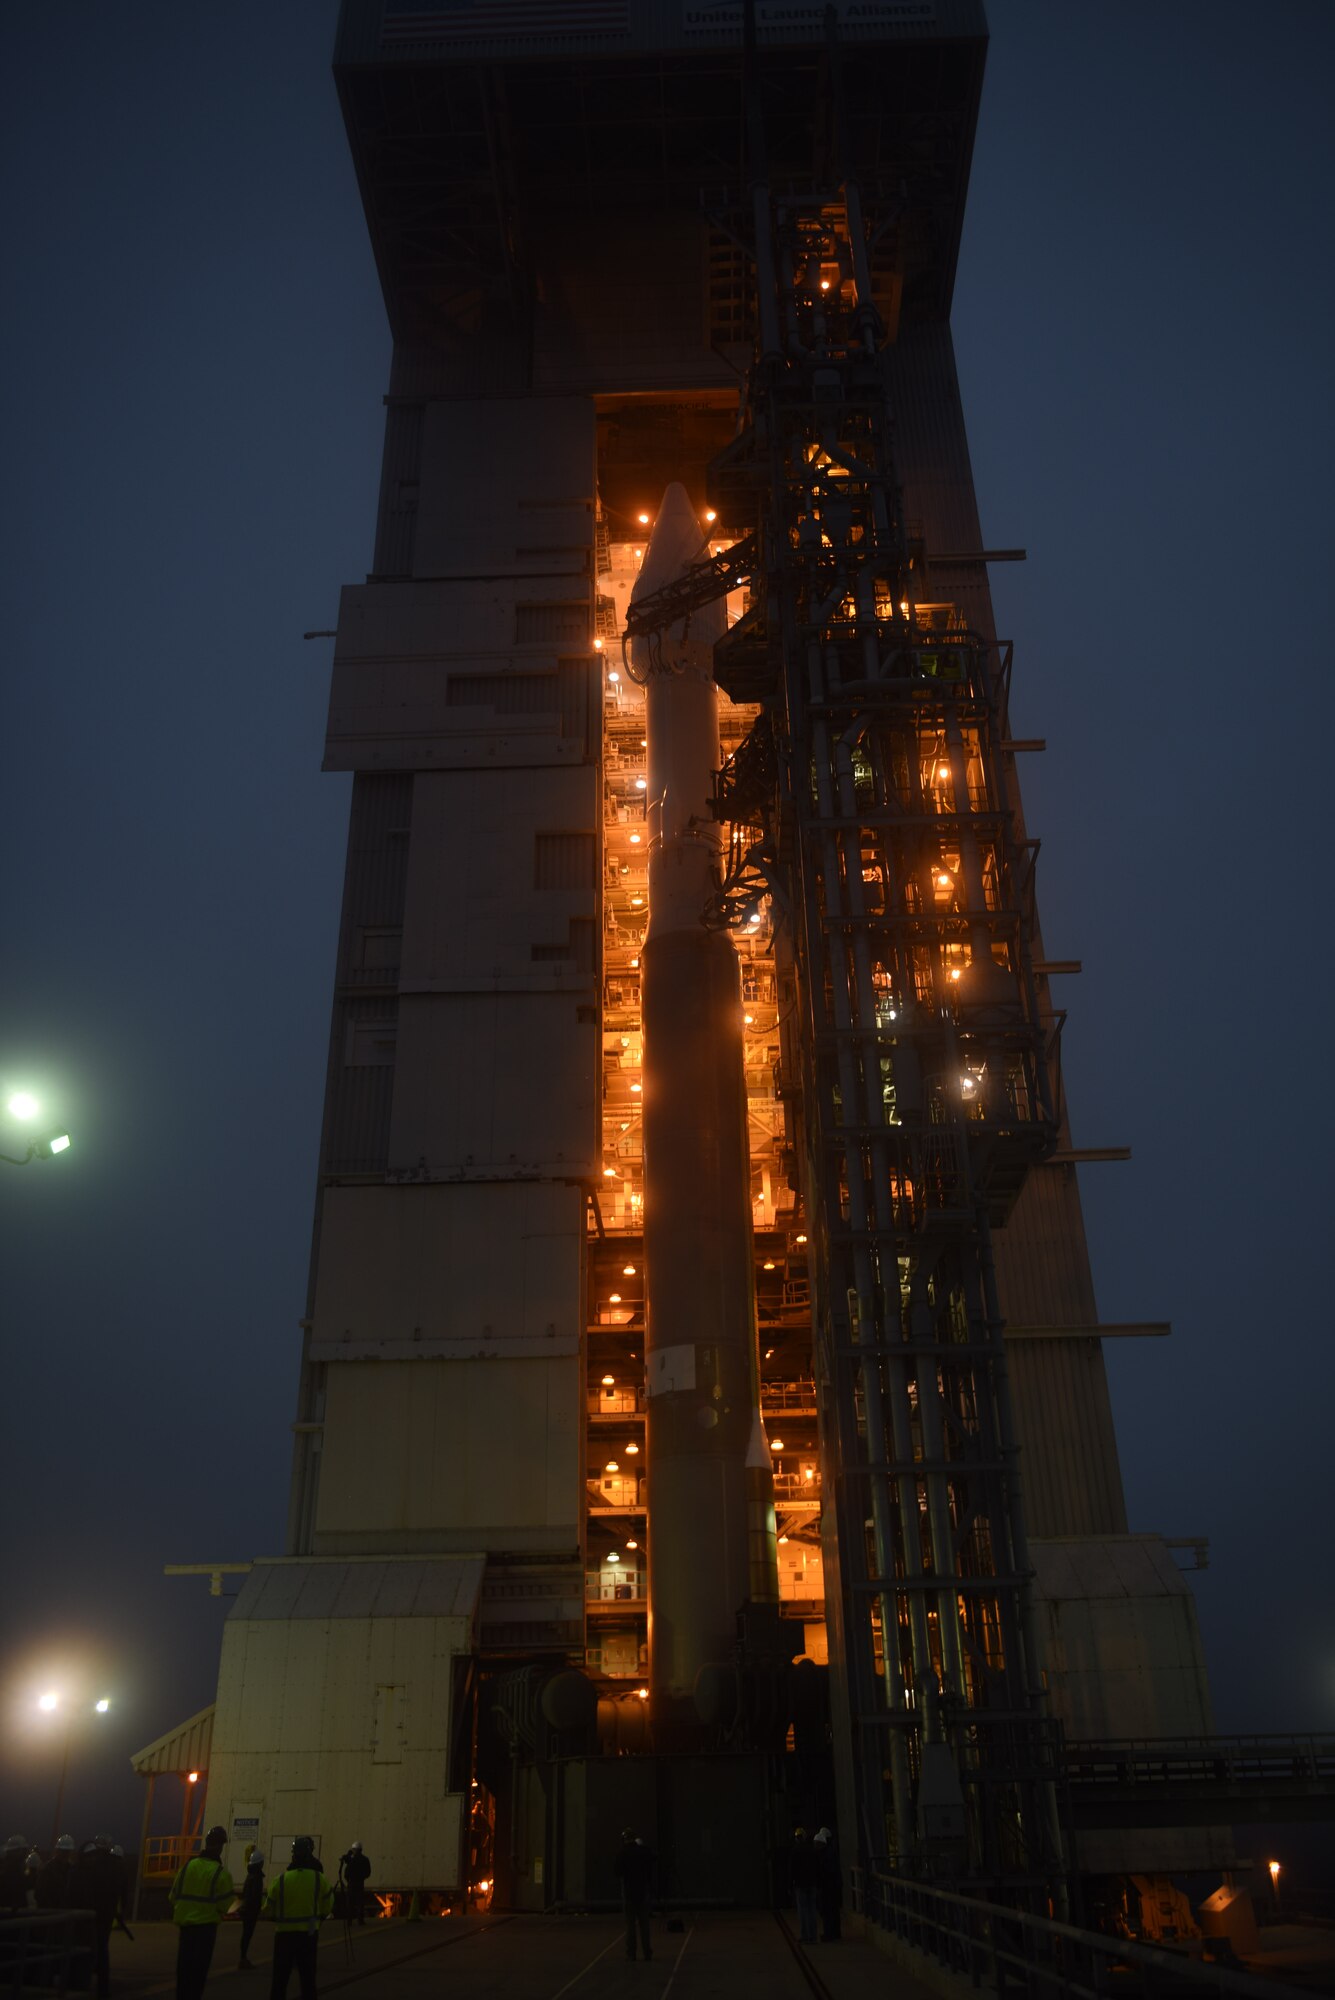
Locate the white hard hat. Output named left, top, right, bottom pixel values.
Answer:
left=55, top=1835, right=76, bottom=1853
left=3, top=1835, right=25, bottom=1854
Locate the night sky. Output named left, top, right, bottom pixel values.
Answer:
left=3, top=2, right=1332, bottom=1861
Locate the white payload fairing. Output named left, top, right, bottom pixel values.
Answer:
left=628, top=484, right=779, bottom=1718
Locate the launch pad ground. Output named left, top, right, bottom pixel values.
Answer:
left=77, top=1906, right=1335, bottom=1996
left=78, top=1909, right=941, bottom=2000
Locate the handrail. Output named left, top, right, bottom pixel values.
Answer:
left=858, top=1868, right=1299, bottom=2000
left=0, top=1908, right=95, bottom=1993
left=1064, top=1734, right=1335, bottom=1784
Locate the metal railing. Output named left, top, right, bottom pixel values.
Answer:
left=142, top=1833, right=201, bottom=1878
left=0, top=1909, right=94, bottom=1995
left=761, top=1379, right=818, bottom=1412
left=586, top=1575, right=645, bottom=1602
left=1064, top=1733, right=1335, bottom=1788
left=773, top=1471, right=821, bottom=1501
left=588, top=1390, right=644, bottom=1416
left=856, top=1870, right=1299, bottom=2000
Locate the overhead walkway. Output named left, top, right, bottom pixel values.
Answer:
left=1064, top=1735, right=1335, bottom=1829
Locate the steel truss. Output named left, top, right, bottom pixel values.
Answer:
left=631, top=177, right=1067, bottom=1893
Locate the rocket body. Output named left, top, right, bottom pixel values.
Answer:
left=629, top=485, right=778, bottom=1713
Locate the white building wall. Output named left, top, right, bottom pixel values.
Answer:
left=205, top=1558, right=482, bottom=1891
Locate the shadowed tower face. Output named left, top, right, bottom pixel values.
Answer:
left=190, top=0, right=1216, bottom=1904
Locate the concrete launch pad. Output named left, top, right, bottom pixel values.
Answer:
left=53, top=1910, right=940, bottom=2000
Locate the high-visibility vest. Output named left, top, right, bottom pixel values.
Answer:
left=169, top=1855, right=235, bottom=1926
left=263, top=1866, right=335, bottom=1933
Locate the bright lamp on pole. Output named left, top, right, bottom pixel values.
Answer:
left=2, top=1092, right=74, bottom=1166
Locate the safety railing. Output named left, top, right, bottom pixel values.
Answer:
left=855, top=1870, right=1299, bottom=2000
left=141, top=1833, right=201, bottom=1879
left=588, top=1389, right=645, bottom=1416
left=760, top=1379, right=818, bottom=1412
left=1063, top=1734, right=1335, bottom=1788
left=586, top=1574, right=645, bottom=1602
left=773, top=1470, right=820, bottom=1501
left=0, top=1909, right=94, bottom=1994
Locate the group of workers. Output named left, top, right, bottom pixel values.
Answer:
left=0, top=1825, right=371, bottom=2000
left=1, top=1832, right=129, bottom=1996
left=169, top=1827, right=371, bottom=1999
left=7, top=1817, right=836, bottom=1991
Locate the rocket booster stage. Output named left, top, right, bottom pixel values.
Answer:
left=628, top=484, right=778, bottom=1714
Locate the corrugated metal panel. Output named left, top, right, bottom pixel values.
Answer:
left=320, top=774, right=412, bottom=1176
left=325, top=578, right=595, bottom=773
left=313, top=1359, right=580, bottom=1553
left=534, top=831, right=595, bottom=892
left=310, top=1182, right=583, bottom=1361
left=993, top=1163, right=1099, bottom=1327
left=515, top=601, right=590, bottom=645
left=415, top=398, right=594, bottom=581
left=884, top=324, right=997, bottom=642
left=131, top=1704, right=215, bottom=1776
left=533, top=215, right=734, bottom=395
left=335, top=0, right=988, bottom=66
left=228, top=1556, right=485, bottom=1624
left=399, top=767, right=599, bottom=992
left=387, top=336, right=531, bottom=402
left=557, top=657, right=598, bottom=757
left=446, top=672, right=559, bottom=714
left=1007, top=1335, right=1128, bottom=1540
left=1030, top=1536, right=1214, bottom=1741
left=389, top=992, right=599, bottom=1173
left=372, top=402, right=423, bottom=579
left=207, top=1603, right=472, bottom=1886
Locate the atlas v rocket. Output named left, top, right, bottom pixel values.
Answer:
left=628, top=484, right=779, bottom=1716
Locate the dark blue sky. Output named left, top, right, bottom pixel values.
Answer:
left=3, top=2, right=1332, bottom=1850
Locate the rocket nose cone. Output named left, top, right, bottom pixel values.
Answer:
left=745, top=1409, right=772, bottom=1470
left=632, top=482, right=707, bottom=602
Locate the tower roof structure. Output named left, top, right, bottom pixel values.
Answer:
left=334, top=0, right=987, bottom=346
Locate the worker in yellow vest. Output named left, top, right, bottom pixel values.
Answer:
left=263, top=1836, right=335, bottom=1997
left=169, top=1824, right=235, bottom=1999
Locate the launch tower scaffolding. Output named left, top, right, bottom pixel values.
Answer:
left=628, top=167, right=1066, bottom=1907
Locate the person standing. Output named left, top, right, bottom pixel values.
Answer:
left=614, top=1828, right=654, bottom=1963
left=70, top=1835, right=126, bottom=2000
left=169, top=1824, right=235, bottom=2000
left=812, top=1826, right=841, bottom=1942
left=789, top=1828, right=820, bottom=1945
left=0, top=1836, right=30, bottom=1913
left=238, top=1850, right=265, bottom=1969
left=264, top=1836, right=334, bottom=1998
left=35, top=1833, right=76, bottom=1908
left=338, top=1843, right=371, bottom=1925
